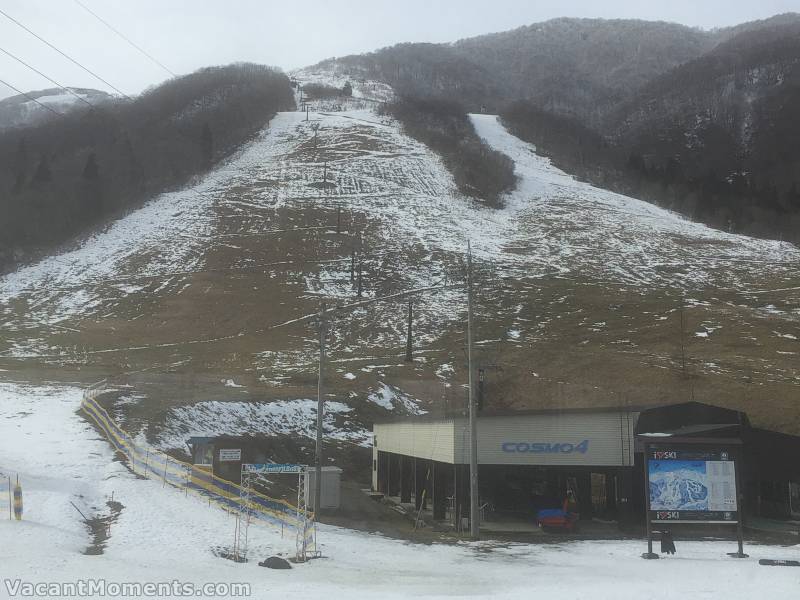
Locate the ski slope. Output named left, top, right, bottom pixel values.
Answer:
left=2, top=110, right=796, bottom=329
left=469, top=113, right=798, bottom=289
left=0, top=97, right=798, bottom=448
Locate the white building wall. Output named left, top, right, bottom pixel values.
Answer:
left=463, top=411, right=638, bottom=466
left=376, top=410, right=638, bottom=467
left=373, top=420, right=456, bottom=463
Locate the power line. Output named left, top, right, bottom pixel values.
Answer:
left=0, top=7, right=132, bottom=100
left=0, top=45, right=96, bottom=108
left=73, top=0, right=176, bottom=77
left=0, top=77, right=64, bottom=117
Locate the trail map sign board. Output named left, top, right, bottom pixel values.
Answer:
left=641, top=443, right=746, bottom=559
left=648, top=449, right=738, bottom=523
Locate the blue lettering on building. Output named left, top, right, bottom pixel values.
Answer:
left=501, top=440, right=589, bottom=454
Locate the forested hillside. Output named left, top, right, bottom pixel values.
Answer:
left=501, top=18, right=800, bottom=240
left=309, top=18, right=715, bottom=119
left=302, top=14, right=800, bottom=241
left=381, top=97, right=516, bottom=206
left=0, top=64, right=294, bottom=272
left=454, top=18, right=712, bottom=121
left=609, top=20, right=800, bottom=238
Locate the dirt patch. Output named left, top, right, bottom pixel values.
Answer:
left=83, top=499, right=124, bottom=555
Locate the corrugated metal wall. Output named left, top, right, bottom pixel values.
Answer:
left=375, top=410, right=639, bottom=467
left=373, top=420, right=456, bottom=463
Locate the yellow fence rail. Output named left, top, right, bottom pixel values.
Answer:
left=81, top=386, right=314, bottom=549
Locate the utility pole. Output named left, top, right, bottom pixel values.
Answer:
left=679, top=295, right=687, bottom=378
left=357, top=259, right=363, bottom=298
left=467, top=241, right=479, bottom=540
left=477, top=368, right=485, bottom=411
left=314, top=302, right=327, bottom=516
left=405, top=300, right=413, bottom=362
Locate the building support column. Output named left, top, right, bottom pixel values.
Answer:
left=432, top=462, right=447, bottom=520
left=377, top=451, right=389, bottom=494
left=454, top=464, right=469, bottom=529
left=386, top=454, right=396, bottom=497
left=414, top=458, right=426, bottom=510
left=576, top=471, right=592, bottom=519
left=400, top=456, right=412, bottom=504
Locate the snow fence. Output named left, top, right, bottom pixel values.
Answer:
left=81, top=385, right=315, bottom=549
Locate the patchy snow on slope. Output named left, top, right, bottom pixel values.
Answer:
left=774, top=331, right=798, bottom=340
left=157, top=398, right=370, bottom=450
left=0, top=115, right=298, bottom=336
left=32, top=92, right=87, bottom=105
left=468, top=113, right=799, bottom=290
left=3, top=106, right=797, bottom=365
left=292, top=64, right=396, bottom=103
left=367, top=382, right=426, bottom=414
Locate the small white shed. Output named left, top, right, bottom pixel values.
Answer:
left=304, top=466, right=343, bottom=510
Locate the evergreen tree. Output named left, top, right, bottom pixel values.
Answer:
left=12, top=138, right=28, bottom=191
left=32, top=154, right=52, bottom=184
left=83, top=153, right=99, bottom=180
left=201, top=123, right=213, bottom=164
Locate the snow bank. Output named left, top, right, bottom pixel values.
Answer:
left=157, top=398, right=371, bottom=450
left=367, top=382, right=426, bottom=414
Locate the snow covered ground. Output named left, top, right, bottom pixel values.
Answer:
left=1, top=382, right=798, bottom=599
left=156, top=398, right=371, bottom=449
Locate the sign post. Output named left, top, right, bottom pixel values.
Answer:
left=219, top=448, right=242, bottom=462
left=13, top=475, right=22, bottom=521
left=641, top=442, right=747, bottom=559
left=641, top=442, right=658, bottom=559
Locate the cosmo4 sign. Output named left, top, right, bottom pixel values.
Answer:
left=502, top=440, right=590, bottom=454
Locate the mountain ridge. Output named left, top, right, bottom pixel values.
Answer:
left=296, top=13, right=800, bottom=242
left=0, top=87, right=112, bottom=130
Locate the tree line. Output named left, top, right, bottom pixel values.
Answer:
left=382, top=96, right=516, bottom=208
left=309, top=16, right=800, bottom=241
left=0, top=63, right=295, bottom=272
left=501, top=96, right=800, bottom=242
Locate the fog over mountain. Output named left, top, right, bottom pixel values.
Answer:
left=0, top=87, right=111, bottom=130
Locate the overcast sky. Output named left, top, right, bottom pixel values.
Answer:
left=1, top=0, right=797, bottom=100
